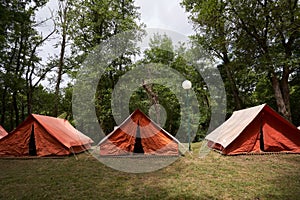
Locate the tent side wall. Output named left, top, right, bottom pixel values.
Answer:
left=143, top=138, right=179, bottom=155
left=0, top=119, right=32, bottom=157
left=262, top=109, right=300, bottom=153
left=34, top=121, right=70, bottom=156
left=99, top=128, right=136, bottom=156
left=34, top=118, right=92, bottom=156
left=100, top=140, right=133, bottom=156
left=138, top=112, right=179, bottom=156
left=141, top=131, right=179, bottom=155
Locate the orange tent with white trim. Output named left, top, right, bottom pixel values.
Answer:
left=99, top=109, right=180, bottom=156
left=0, top=114, right=93, bottom=157
left=206, top=104, right=300, bottom=155
left=0, top=125, right=8, bottom=139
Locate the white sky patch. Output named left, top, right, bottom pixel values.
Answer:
left=35, top=0, right=59, bottom=64
left=35, top=0, right=194, bottom=88
left=35, top=0, right=194, bottom=62
left=135, top=0, right=194, bottom=36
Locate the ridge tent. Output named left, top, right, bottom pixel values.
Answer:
left=0, top=125, right=8, bottom=139
left=206, top=104, right=300, bottom=155
left=99, top=109, right=180, bottom=156
left=0, top=114, right=93, bottom=157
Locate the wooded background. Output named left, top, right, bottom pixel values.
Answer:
left=1, top=0, right=299, bottom=141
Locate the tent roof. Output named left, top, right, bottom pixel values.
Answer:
left=0, top=125, right=8, bottom=139
left=205, top=104, right=300, bottom=149
left=205, top=104, right=297, bottom=148
left=205, top=104, right=266, bottom=148
left=205, top=104, right=300, bottom=155
left=98, top=109, right=180, bottom=145
left=31, top=114, right=93, bottom=148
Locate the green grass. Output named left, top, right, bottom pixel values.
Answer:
left=0, top=142, right=300, bottom=200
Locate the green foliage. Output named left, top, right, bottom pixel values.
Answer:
left=182, top=0, right=300, bottom=123
left=290, top=69, right=300, bottom=126
left=68, top=0, right=142, bottom=56
left=0, top=0, right=144, bottom=131
left=0, top=0, right=52, bottom=129
left=67, top=0, right=143, bottom=139
left=1, top=0, right=299, bottom=139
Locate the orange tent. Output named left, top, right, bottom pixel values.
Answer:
left=206, top=104, right=300, bottom=155
left=99, top=109, right=180, bottom=156
left=0, top=114, right=93, bottom=157
left=0, top=125, right=8, bottom=139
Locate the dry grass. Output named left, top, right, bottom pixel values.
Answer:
left=0, top=142, right=299, bottom=200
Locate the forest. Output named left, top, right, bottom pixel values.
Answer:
left=0, top=0, right=299, bottom=142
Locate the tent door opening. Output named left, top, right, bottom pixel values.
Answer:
left=29, top=124, right=37, bottom=156
left=133, top=122, right=144, bottom=154
left=259, top=128, right=265, bottom=152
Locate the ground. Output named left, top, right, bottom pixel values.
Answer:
left=0, top=143, right=299, bottom=200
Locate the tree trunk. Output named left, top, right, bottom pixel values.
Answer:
left=27, top=88, right=33, bottom=115
left=270, top=72, right=291, bottom=121
left=54, top=0, right=68, bottom=117
left=12, top=91, right=19, bottom=127
left=54, top=35, right=66, bottom=117
left=10, top=104, right=14, bottom=131
left=223, top=63, right=243, bottom=110
left=221, top=52, right=243, bottom=110
left=21, top=100, right=25, bottom=121
left=281, top=65, right=291, bottom=121
left=1, top=87, right=7, bottom=125
left=142, top=82, right=160, bottom=125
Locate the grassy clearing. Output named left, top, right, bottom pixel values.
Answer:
left=0, top=142, right=299, bottom=200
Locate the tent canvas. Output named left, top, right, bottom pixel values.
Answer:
left=0, top=125, right=8, bottom=139
left=0, top=114, right=93, bottom=157
left=99, top=109, right=180, bottom=156
left=206, top=104, right=300, bottom=155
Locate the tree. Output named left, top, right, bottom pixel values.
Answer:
left=182, top=0, right=300, bottom=121
left=68, top=0, right=142, bottom=58
left=0, top=0, right=55, bottom=128
left=53, top=0, right=72, bottom=117
left=135, top=34, right=210, bottom=140
left=181, top=0, right=244, bottom=111
left=142, top=33, right=175, bottom=125
left=68, top=0, right=143, bottom=137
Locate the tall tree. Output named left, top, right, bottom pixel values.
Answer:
left=53, top=0, right=71, bottom=117
left=68, top=0, right=143, bottom=136
left=0, top=0, right=54, bottom=128
left=142, top=33, right=175, bottom=124
left=182, top=0, right=244, bottom=111
left=138, top=34, right=209, bottom=140
left=68, top=0, right=142, bottom=58
left=182, top=0, right=300, bottom=121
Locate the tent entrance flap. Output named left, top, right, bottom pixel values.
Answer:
left=133, top=121, right=144, bottom=154
left=259, top=124, right=265, bottom=152
left=29, top=124, right=37, bottom=156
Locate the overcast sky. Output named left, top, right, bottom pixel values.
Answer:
left=36, top=0, right=194, bottom=84
left=135, top=0, right=194, bottom=35
left=36, top=0, right=194, bottom=53
left=36, top=0, right=194, bottom=87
